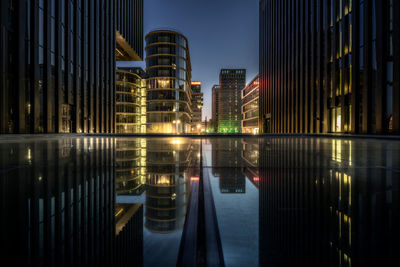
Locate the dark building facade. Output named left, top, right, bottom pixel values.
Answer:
left=0, top=0, right=143, bottom=134
left=218, top=69, right=246, bottom=133
left=258, top=138, right=399, bottom=266
left=191, top=81, right=203, bottom=133
left=211, top=84, right=220, bottom=132
left=260, top=0, right=400, bottom=134
left=145, top=30, right=193, bottom=134
left=0, top=137, right=143, bottom=266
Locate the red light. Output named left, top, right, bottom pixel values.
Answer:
left=191, top=176, right=200, bottom=181
left=253, top=177, right=259, bottom=181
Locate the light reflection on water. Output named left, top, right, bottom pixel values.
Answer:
left=0, top=136, right=399, bottom=266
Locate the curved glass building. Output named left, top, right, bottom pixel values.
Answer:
left=145, top=30, right=193, bottom=134
left=116, top=68, right=147, bottom=134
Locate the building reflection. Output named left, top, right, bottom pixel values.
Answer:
left=241, top=138, right=260, bottom=188
left=145, top=138, right=197, bottom=233
left=211, top=139, right=246, bottom=193
left=0, top=138, right=143, bottom=266
left=259, top=138, right=399, bottom=267
left=115, top=138, right=147, bottom=195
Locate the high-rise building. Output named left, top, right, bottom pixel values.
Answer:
left=241, top=75, right=259, bottom=134
left=145, top=30, right=193, bottom=134
left=259, top=0, right=400, bottom=134
left=211, top=85, right=220, bottom=132
left=115, top=68, right=147, bottom=134
left=191, top=81, right=204, bottom=133
left=0, top=0, right=143, bottom=134
left=218, top=69, right=246, bottom=133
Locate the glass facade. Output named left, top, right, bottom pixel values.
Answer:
left=145, top=30, right=193, bottom=134
left=241, top=75, right=260, bottom=134
left=259, top=0, right=400, bottom=134
left=191, top=82, right=204, bottom=133
left=1, top=0, right=143, bottom=134
left=115, top=68, right=147, bottom=134
left=217, top=69, right=246, bottom=133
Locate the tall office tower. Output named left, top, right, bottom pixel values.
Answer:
left=211, top=85, right=220, bottom=132
left=259, top=0, right=400, bottom=134
left=191, top=81, right=204, bottom=133
left=115, top=68, right=147, bottom=133
left=241, top=75, right=260, bottom=134
left=218, top=69, right=246, bottom=133
left=145, top=30, right=193, bottom=134
left=0, top=0, right=143, bottom=134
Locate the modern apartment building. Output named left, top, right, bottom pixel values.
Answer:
left=211, top=85, right=220, bottom=132
left=0, top=0, right=143, bottom=134
left=218, top=69, right=246, bottom=133
left=241, top=75, right=259, bottom=134
left=259, top=0, right=400, bottom=134
left=115, top=68, right=147, bottom=133
left=145, top=30, right=193, bottom=134
left=191, top=81, right=204, bottom=133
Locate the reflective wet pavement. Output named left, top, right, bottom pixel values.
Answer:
left=0, top=136, right=399, bottom=266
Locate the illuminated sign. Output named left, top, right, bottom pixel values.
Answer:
left=191, top=81, right=202, bottom=85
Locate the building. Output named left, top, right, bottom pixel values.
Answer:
left=218, top=69, right=246, bottom=133
left=0, top=0, right=143, bottom=134
left=241, top=75, right=259, bottom=134
left=145, top=30, right=193, bottom=134
left=116, top=68, right=147, bottom=133
left=211, top=85, right=220, bottom=132
left=259, top=0, right=400, bottom=134
left=191, top=81, right=204, bottom=133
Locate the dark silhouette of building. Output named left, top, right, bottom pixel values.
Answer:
left=0, top=0, right=143, bottom=134
left=211, top=85, right=220, bottom=132
left=218, top=69, right=246, bottom=133
left=259, top=0, right=400, bottom=134
left=145, top=30, right=193, bottom=134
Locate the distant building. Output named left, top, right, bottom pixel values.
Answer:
left=211, top=85, right=220, bottom=132
left=116, top=68, right=147, bottom=134
left=145, top=30, right=193, bottom=134
left=0, top=0, right=144, bottom=133
left=241, top=75, right=259, bottom=134
left=260, top=0, right=400, bottom=134
left=191, top=82, right=204, bottom=133
left=218, top=69, right=246, bottom=133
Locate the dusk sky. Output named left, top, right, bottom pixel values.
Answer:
left=117, top=0, right=259, bottom=121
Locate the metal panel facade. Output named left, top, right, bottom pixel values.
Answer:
left=260, top=0, right=400, bottom=134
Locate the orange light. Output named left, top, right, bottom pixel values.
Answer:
left=191, top=81, right=202, bottom=85
left=191, top=176, right=200, bottom=181
left=253, top=177, right=259, bottom=182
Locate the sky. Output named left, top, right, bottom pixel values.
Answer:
left=117, top=0, right=259, bottom=121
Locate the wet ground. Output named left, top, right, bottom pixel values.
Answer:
left=1, top=136, right=399, bottom=266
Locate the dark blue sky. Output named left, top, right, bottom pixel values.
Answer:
left=118, top=0, right=259, bottom=120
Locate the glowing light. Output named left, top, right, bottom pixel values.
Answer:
left=115, top=208, right=124, bottom=217
left=196, top=124, right=201, bottom=129
left=191, top=176, right=200, bottom=181
left=171, top=138, right=182, bottom=145
left=191, top=81, right=202, bottom=85
left=253, top=177, right=259, bottom=182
